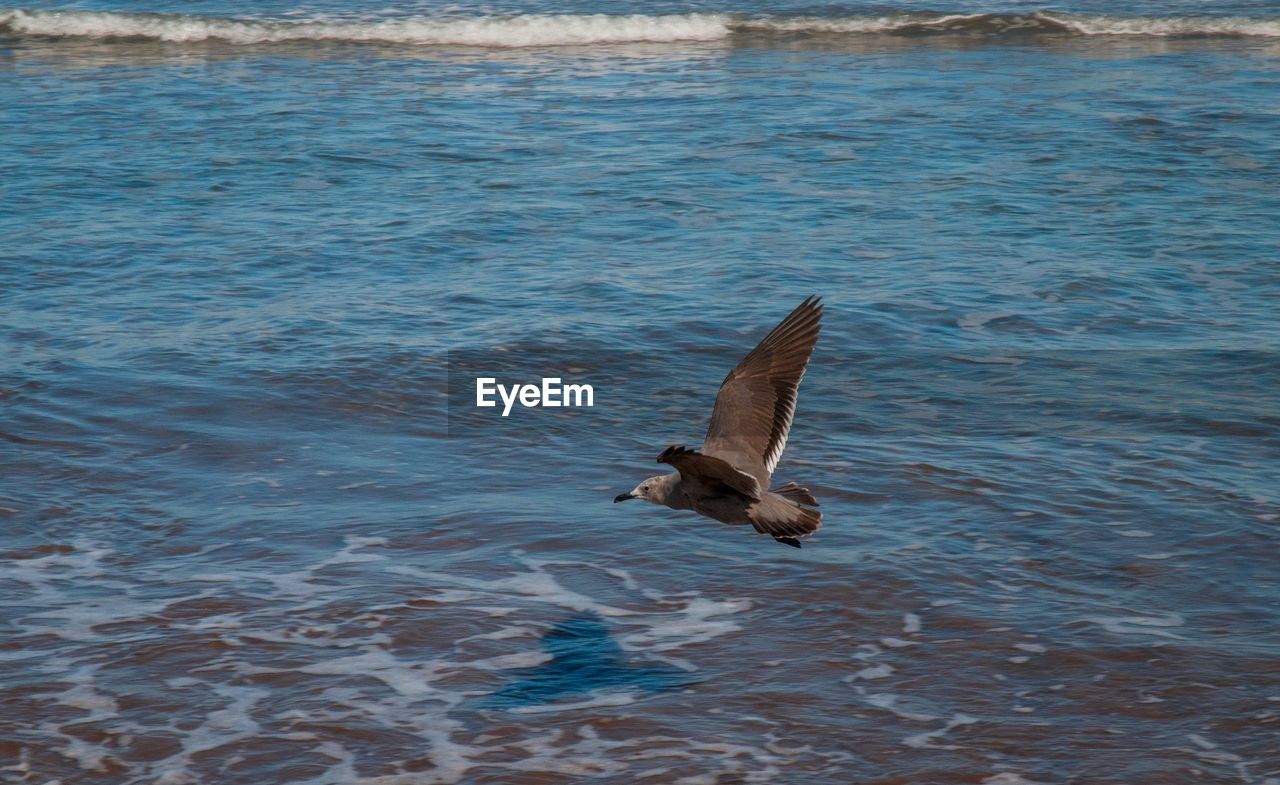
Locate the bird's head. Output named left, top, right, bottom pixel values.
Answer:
left=613, top=474, right=670, bottom=505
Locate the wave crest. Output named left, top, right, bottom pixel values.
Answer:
left=0, top=9, right=732, bottom=46
left=2, top=8, right=1279, bottom=48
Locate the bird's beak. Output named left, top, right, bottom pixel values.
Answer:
left=613, top=493, right=635, bottom=503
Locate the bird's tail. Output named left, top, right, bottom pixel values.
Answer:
left=774, top=481, right=819, bottom=508
left=747, top=489, right=822, bottom=548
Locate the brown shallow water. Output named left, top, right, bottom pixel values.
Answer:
left=4, top=346, right=1279, bottom=783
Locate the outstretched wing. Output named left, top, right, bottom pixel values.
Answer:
left=657, top=445, right=762, bottom=502
left=702, top=296, right=822, bottom=488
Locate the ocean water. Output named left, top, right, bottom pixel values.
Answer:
left=3, top=0, right=1280, bottom=782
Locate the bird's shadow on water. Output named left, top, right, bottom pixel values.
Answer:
left=474, top=611, right=699, bottom=712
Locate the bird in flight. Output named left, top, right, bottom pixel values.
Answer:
left=614, top=296, right=823, bottom=548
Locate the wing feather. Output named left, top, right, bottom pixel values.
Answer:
left=657, top=445, right=762, bottom=502
left=702, top=296, right=822, bottom=487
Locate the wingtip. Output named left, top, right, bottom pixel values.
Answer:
left=657, top=445, right=692, bottom=464
left=785, top=295, right=823, bottom=329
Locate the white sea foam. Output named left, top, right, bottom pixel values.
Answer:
left=389, top=559, right=753, bottom=655
left=1046, top=12, right=1280, bottom=37
left=904, top=713, right=980, bottom=749
left=55, top=736, right=115, bottom=774
left=55, top=679, right=119, bottom=719
left=316, top=534, right=389, bottom=566
left=0, top=9, right=733, bottom=46
left=509, top=690, right=640, bottom=714
left=300, top=648, right=451, bottom=698
left=0, top=528, right=790, bottom=785
left=1080, top=612, right=1186, bottom=639
left=467, top=650, right=553, bottom=670
left=3, top=8, right=1279, bottom=48
left=847, top=664, right=895, bottom=681
left=864, top=693, right=940, bottom=722
left=982, top=774, right=1052, bottom=785
left=621, top=596, right=751, bottom=652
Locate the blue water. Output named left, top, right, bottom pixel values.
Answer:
left=3, top=2, right=1279, bottom=782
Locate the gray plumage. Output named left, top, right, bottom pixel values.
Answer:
left=614, top=296, right=823, bottom=548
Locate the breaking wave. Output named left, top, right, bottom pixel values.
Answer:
left=2, top=8, right=1280, bottom=47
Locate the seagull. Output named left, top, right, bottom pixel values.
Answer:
left=614, top=296, right=823, bottom=548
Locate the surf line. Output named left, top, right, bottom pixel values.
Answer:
left=476, top=377, right=594, bottom=417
